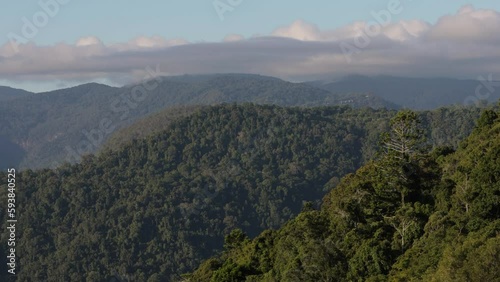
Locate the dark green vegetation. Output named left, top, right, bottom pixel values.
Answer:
left=309, top=75, right=500, bottom=110
left=0, top=83, right=120, bottom=169
left=102, top=105, right=203, bottom=151
left=189, top=107, right=500, bottom=282
left=0, top=104, right=490, bottom=281
left=0, top=104, right=389, bottom=281
left=1, top=74, right=492, bottom=169
left=0, top=74, right=388, bottom=170
left=104, top=104, right=481, bottom=157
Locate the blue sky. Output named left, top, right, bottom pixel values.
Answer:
left=2, top=0, right=500, bottom=45
left=2, top=1, right=500, bottom=92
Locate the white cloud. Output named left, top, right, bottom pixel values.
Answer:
left=223, top=34, right=245, bottom=42
left=112, top=36, right=188, bottom=51
left=1, top=5, right=500, bottom=86
left=426, top=5, right=500, bottom=42
left=383, top=20, right=430, bottom=41
left=270, top=18, right=431, bottom=43
left=76, top=36, right=102, bottom=47
left=272, top=20, right=330, bottom=41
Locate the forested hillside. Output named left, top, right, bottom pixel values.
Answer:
left=189, top=107, right=500, bottom=282
left=0, top=83, right=121, bottom=169
left=0, top=105, right=390, bottom=281
left=1, top=74, right=487, bottom=170
left=102, top=105, right=203, bottom=151
left=104, top=104, right=481, bottom=154
left=0, top=86, right=33, bottom=102
left=0, top=74, right=388, bottom=170
left=0, top=104, right=490, bottom=281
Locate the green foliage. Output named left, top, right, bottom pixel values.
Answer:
left=383, top=110, right=425, bottom=159
left=0, top=74, right=371, bottom=170
left=0, top=104, right=389, bottom=280
left=103, top=105, right=203, bottom=151
left=224, top=229, right=249, bottom=250
left=191, top=106, right=500, bottom=281
left=0, top=75, right=489, bottom=170
left=428, top=221, right=500, bottom=282
left=0, top=103, right=496, bottom=280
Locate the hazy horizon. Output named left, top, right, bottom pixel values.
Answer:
left=4, top=72, right=499, bottom=94
left=2, top=1, right=500, bottom=92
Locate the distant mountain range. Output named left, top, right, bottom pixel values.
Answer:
left=0, top=86, right=33, bottom=102
left=308, top=75, right=499, bottom=110
left=0, top=74, right=493, bottom=169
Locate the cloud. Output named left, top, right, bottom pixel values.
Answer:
left=76, top=36, right=103, bottom=47
left=223, top=34, right=245, bottom=42
left=272, top=20, right=330, bottom=41
left=271, top=18, right=431, bottom=43
left=426, top=5, right=500, bottom=43
left=1, top=5, right=500, bottom=88
left=112, top=36, right=188, bottom=51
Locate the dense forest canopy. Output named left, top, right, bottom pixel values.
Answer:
left=104, top=104, right=482, bottom=155
left=189, top=106, right=500, bottom=282
left=0, top=104, right=385, bottom=281
left=0, top=103, right=496, bottom=281
left=0, top=75, right=350, bottom=170
left=0, top=74, right=491, bottom=170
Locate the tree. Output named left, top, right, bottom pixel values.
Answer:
left=224, top=229, right=248, bottom=250
left=380, top=110, right=425, bottom=206
left=382, top=110, right=424, bottom=161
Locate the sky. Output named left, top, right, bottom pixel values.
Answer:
left=1, top=0, right=500, bottom=92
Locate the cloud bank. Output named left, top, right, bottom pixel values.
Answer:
left=2, top=5, right=500, bottom=88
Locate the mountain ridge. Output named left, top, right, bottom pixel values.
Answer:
left=308, top=75, right=500, bottom=110
left=0, top=74, right=394, bottom=169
